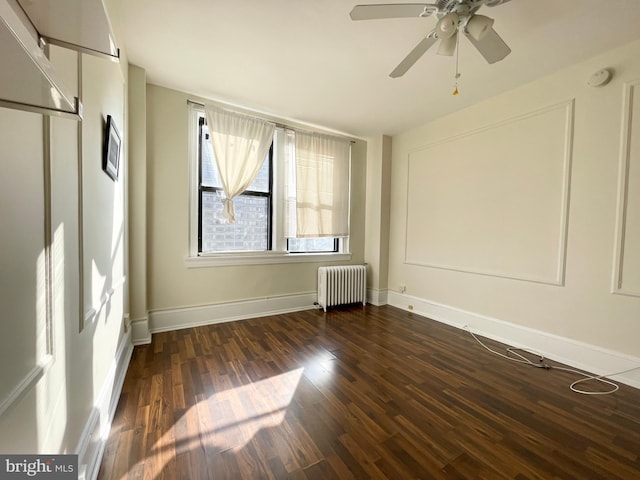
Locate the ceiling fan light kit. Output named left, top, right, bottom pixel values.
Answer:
left=436, top=12, right=459, bottom=39
left=466, top=14, right=494, bottom=41
left=350, top=0, right=513, bottom=78
left=436, top=12, right=459, bottom=56
left=437, top=32, right=458, bottom=55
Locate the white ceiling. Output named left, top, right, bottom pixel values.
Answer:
left=119, top=0, right=640, bottom=138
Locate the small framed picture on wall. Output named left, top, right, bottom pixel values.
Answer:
left=103, top=115, right=121, bottom=181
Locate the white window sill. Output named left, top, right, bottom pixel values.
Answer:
left=184, top=251, right=352, bottom=268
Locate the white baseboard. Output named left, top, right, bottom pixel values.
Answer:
left=387, top=291, right=640, bottom=390
left=149, top=292, right=317, bottom=334
left=367, top=288, right=389, bottom=306
left=130, top=316, right=151, bottom=345
left=76, top=329, right=133, bottom=480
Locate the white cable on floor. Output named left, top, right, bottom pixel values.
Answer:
left=463, top=325, right=640, bottom=395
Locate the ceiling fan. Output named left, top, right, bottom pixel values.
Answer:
left=350, top=0, right=513, bottom=78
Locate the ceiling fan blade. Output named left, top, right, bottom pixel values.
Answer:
left=437, top=32, right=457, bottom=56
left=464, top=26, right=511, bottom=64
left=390, top=31, right=437, bottom=78
left=350, top=3, right=438, bottom=21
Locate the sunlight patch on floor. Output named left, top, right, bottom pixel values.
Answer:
left=149, top=366, right=304, bottom=472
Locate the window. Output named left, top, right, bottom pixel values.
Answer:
left=188, top=105, right=350, bottom=266
left=198, top=117, right=273, bottom=253
left=287, top=237, right=338, bottom=253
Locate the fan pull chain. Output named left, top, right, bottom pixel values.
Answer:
left=453, top=28, right=461, bottom=95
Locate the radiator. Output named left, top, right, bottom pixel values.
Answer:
left=317, top=265, right=367, bottom=312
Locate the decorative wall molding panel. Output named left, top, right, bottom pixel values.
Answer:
left=79, top=52, right=126, bottom=332
left=612, top=79, right=640, bottom=297
left=405, top=100, right=574, bottom=285
left=0, top=110, right=52, bottom=420
left=0, top=357, right=52, bottom=418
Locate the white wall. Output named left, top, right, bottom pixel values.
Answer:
left=388, top=40, right=640, bottom=385
left=0, top=1, right=131, bottom=477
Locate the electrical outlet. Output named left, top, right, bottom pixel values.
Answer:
left=399, top=284, right=406, bottom=293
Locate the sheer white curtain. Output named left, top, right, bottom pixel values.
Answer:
left=285, top=130, right=351, bottom=237
left=205, top=105, right=275, bottom=222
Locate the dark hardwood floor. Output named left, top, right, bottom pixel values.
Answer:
left=99, top=305, right=640, bottom=479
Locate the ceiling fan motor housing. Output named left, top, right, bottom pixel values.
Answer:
left=436, top=0, right=511, bottom=17
left=436, top=0, right=477, bottom=17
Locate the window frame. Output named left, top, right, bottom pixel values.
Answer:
left=186, top=103, right=351, bottom=267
